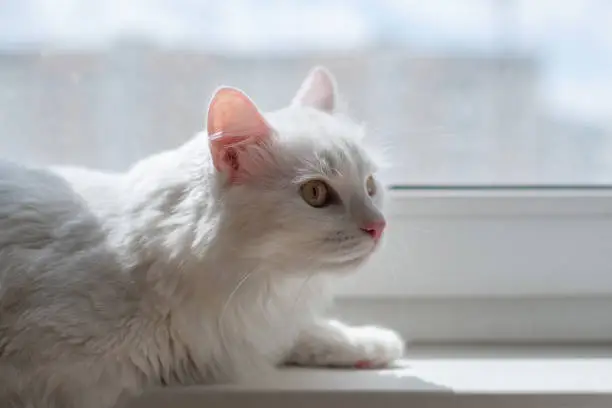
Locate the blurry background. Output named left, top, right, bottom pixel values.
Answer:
left=1, top=0, right=611, bottom=185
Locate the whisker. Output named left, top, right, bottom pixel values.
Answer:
left=217, top=271, right=255, bottom=357
left=291, top=272, right=313, bottom=319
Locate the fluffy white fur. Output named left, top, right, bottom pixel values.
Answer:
left=0, top=67, right=404, bottom=408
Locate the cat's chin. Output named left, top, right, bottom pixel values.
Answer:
left=316, top=250, right=376, bottom=274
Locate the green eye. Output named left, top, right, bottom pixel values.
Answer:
left=366, top=175, right=377, bottom=196
left=300, top=180, right=330, bottom=208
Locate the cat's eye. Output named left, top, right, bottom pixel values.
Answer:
left=300, top=180, right=330, bottom=208
left=366, top=175, right=377, bottom=196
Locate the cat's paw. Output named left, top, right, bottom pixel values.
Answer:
left=327, top=325, right=405, bottom=368
left=289, top=323, right=405, bottom=369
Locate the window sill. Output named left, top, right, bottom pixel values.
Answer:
left=125, top=345, right=612, bottom=408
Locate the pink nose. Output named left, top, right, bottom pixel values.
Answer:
left=360, top=220, right=386, bottom=241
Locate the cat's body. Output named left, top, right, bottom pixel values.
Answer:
left=0, top=67, right=404, bottom=408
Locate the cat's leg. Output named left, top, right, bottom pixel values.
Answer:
left=286, top=319, right=405, bottom=368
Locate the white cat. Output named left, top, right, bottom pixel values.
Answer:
left=0, top=67, right=404, bottom=408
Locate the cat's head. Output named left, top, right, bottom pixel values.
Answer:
left=206, top=67, right=385, bottom=274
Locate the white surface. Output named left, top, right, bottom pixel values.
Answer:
left=125, top=345, right=612, bottom=408
left=337, top=189, right=612, bottom=297
left=231, top=345, right=612, bottom=393
left=222, top=345, right=612, bottom=393
left=203, top=365, right=442, bottom=391
left=405, top=345, right=612, bottom=393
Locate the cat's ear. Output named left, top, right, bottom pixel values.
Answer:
left=206, top=87, right=273, bottom=180
left=291, top=66, right=337, bottom=113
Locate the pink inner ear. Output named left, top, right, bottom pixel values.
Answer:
left=207, top=87, right=270, bottom=148
left=206, top=87, right=272, bottom=173
left=292, top=66, right=336, bottom=113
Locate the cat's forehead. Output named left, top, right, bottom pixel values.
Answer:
left=309, top=138, right=373, bottom=179
left=267, top=107, right=375, bottom=180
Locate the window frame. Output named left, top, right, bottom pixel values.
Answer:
left=334, top=187, right=612, bottom=343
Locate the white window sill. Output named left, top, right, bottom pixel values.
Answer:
left=329, top=187, right=612, bottom=343
left=124, top=345, right=612, bottom=408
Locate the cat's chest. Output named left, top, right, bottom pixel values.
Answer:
left=217, top=280, right=325, bottom=360
left=168, top=275, right=330, bottom=380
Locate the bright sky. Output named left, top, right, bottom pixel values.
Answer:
left=0, top=0, right=611, bottom=125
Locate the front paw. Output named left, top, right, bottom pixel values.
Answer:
left=290, top=323, right=405, bottom=369
left=334, top=325, right=405, bottom=368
